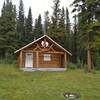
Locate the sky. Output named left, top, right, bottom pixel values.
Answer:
left=0, top=0, right=74, bottom=23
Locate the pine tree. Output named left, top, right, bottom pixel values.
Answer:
left=33, top=14, right=43, bottom=39
left=59, top=7, right=65, bottom=35
left=72, top=15, right=78, bottom=63
left=0, top=0, right=19, bottom=58
left=25, top=7, right=33, bottom=34
left=1, top=1, right=6, bottom=17
left=33, top=19, right=38, bottom=38
left=24, top=7, right=33, bottom=44
left=65, top=7, right=71, bottom=50
left=66, top=7, right=70, bottom=34
left=72, top=0, right=100, bottom=72
left=37, top=14, right=43, bottom=37
left=58, top=7, right=66, bottom=47
left=44, top=11, right=51, bottom=34
left=51, top=0, right=60, bottom=27
left=50, top=0, right=61, bottom=43
left=17, top=0, right=25, bottom=35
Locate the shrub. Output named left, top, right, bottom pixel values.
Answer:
left=76, top=60, right=83, bottom=68
left=68, top=63, right=77, bottom=69
left=0, top=58, right=16, bottom=64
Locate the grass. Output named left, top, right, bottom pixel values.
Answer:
left=0, top=64, right=100, bottom=100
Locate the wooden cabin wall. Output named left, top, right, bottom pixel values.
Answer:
left=33, top=53, right=36, bottom=68
left=17, top=51, right=26, bottom=68
left=22, top=52, right=25, bottom=67
left=61, top=55, right=65, bottom=68
left=17, top=53, right=20, bottom=68
left=18, top=52, right=67, bottom=68
left=38, top=53, right=64, bottom=68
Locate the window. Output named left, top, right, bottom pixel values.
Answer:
left=44, top=54, right=51, bottom=61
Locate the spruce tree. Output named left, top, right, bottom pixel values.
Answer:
left=33, top=19, right=38, bottom=38
left=66, top=7, right=70, bottom=34
left=58, top=7, right=66, bottom=47
left=72, top=15, right=78, bottom=64
left=50, top=0, right=61, bottom=43
left=33, top=14, right=43, bottom=39
left=0, top=0, right=19, bottom=58
left=72, top=0, right=100, bottom=72
left=1, top=1, right=6, bottom=17
left=59, top=7, right=65, bottom=35
left=37, top=14, right=43, bottom=37
left=17, top=0, right=25, bottom=36
left=24, top=7, right=33, bottom=44
left=65, top=7, right=71, bottom=50
left=44, top=11, right=51, bottom=34
left=51, top=0, right=60, bottom=27
left=25, top=7, right=33, bottom=33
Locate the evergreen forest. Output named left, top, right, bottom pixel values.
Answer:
left=0, top=0, right=100, bottom=72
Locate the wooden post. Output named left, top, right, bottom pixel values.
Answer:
left=36, top=52, right=39, bottom=68
left=64, top=53, right=67, bottom=69
left=19, top=51, right=23, bottom=67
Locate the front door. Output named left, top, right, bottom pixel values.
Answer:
left=25, top=53, right=33, bottom=68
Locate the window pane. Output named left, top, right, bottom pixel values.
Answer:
left=44, top=54, right=51, bottom=61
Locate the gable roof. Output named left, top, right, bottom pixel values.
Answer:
left=14, top=35, right=72, bottom=55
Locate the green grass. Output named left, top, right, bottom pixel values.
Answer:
left=0, top=64, right=100, bottom=100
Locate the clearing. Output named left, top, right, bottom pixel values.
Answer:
left=0, top=64, right=100, bottom=100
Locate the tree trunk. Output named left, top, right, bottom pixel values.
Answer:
left=87, top=43, right=93, bottom=72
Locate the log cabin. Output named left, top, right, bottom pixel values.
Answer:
left=14, top=35, right=72, bottom=71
